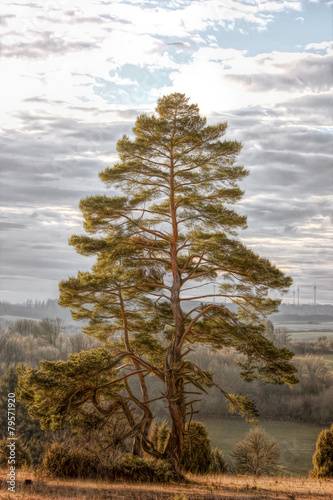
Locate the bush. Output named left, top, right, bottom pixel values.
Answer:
left=310, top=423, right=333, bottom=478
left=0, top=367, right=50, bottom=466
left=42, top=442, right=100, bottom=478
left=149, top=420, right=224, bottom=474
left=181, top=421, right=212, bottom=473
left=111, top=453, right=175, bottom=483
left=157, top=420, right=170, bottom=454
left=209, top=447, right=228, bottom=474
left=232, top=427, right=283, bottom=476
left=0, top=438, right=32, bottom=469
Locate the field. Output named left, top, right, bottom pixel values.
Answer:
left=201, top=417, right=328, bottom=476
left=1, top=470, right=333, bottom=500
left=272, top=320, right=333, bottom=342
left=0, top=314, right=41, bottom=324
left=289, top=330, right=333, bottom=342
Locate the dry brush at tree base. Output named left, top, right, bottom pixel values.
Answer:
left=17, top=93, right=298, bottom=476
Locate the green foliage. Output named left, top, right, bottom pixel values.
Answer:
left=150, top=419, right=223, bottom=474
left=0, top=367, right=19, bottom=438
left=310, top=424, right=333, bottom=478
left=0, top=438, right=32, bottom=469
left=48, top=92, right=297, bottom=471
left=68, top=409, right=130, bottom=462
left=17, top=348, right=125, bottom=432
left=227, top=394, right=259, bottom=424
left=0, top=367, right=49, bottom=466
left=149, top=419, right=159, bottom=451
left=181, top=421, right=212, bottom=473
left=157, top=420, right=171, bottom=454
left=232, top=427, right=283, bottom=476
left=58, top=91, right=297, bottom=402
left=111, top=453, right=175, bottom=483
left=42, top=442, right=101, bottom=478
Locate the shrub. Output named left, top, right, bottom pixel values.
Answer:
left=149, top=419, right=159, bottom=450
left=157, top=420, right=170, bottom=454
left=209, top=447, right=228, bottom=474
left=111, top=453, right=175, bottom=483
left=181, top=421, right=212, bottom=473
left=310, top=423, right=333, bottom=478
left=232, top=427, right=283, bottom=476
left=0, top=438, right=32, bottom=469
left=42, top=442, right=100, bottom=478
left=149, top=420, right=222, bottom=474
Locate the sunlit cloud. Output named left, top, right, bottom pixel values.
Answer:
left=0, top=0, right=332, bottom=304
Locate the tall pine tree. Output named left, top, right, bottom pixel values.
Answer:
left=18, top=93, right=297, bottom=476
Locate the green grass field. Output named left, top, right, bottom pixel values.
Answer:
left=273, top=320, right=333, bottom=331
left=289, top=330, right=333, bottom=341
left=201, top=417, right=328, bottom=477
left=273, top=320, right=333, bottom=342
left=0, top=314, right=41, bottom=323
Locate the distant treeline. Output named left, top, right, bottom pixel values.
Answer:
left=0, top=318, right=98, bottom=375
left=1, top=318, right=332, bottom=426
left=0, top=299, right=75, bottom=324
left=185, top=347, right=333, bottom=425
left=145, top=322, right=333, bottom=426
left=275, top=303, right=333, bottom=316
left=271, top=314, right=333, bottom=323
left=1, top=300, right=333, bottom=326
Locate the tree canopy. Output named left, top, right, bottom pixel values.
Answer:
left=18, top=93, right=298, bottom=475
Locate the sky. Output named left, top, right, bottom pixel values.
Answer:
left=0, top=0, right=332, bottom=306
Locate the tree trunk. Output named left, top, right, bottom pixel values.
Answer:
left=120, top=291, right=154, bottom=457
left=132, top=436, right=142, bottom=456
left=166, top=148, right=186, bottom=476
left=165, top=345, right=185, bottom=476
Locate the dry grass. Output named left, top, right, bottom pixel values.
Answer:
left=1, top=470, right=333, bottom=500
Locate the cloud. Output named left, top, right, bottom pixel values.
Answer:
left=0, top=14, right=15, bottom=25
left=107, top=0, right=302, bottom=36
left=1, top=31, right=99, bottom=59
left=0, top=0, right=331, bottom=304
left=273, top=93, right=333, bottom=126
left=306, top=40, right=333, bottom=52
left=225, top=52, right=333, bottom=93
left=0, top=204, right=95, bottom=301
left=157, top=43, right=333, bottom=114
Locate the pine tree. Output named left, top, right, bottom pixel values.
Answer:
left=18, top=93, right=298, bottom=476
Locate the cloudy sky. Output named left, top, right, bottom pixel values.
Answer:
left=0, top=0, right=332, bottom=306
